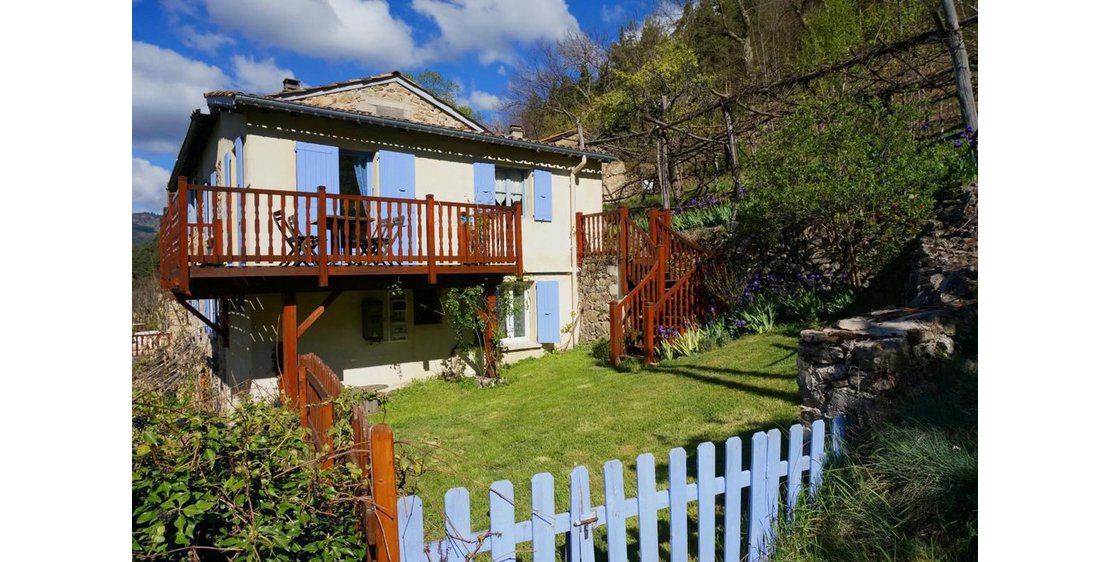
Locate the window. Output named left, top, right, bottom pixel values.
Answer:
left=495, top=167, right=527, bottom=207
left=388, top=293, right=408, bottom=342
left=499, top=286, right=528, bottom=341
left=339, top=151, right=373, bottom=196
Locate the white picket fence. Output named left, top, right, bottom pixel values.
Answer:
left=397, top=417, right=844, bottom=562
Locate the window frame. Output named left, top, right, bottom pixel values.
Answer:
left=500, top=285, right=530, bottom=343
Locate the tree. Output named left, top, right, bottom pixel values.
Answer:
left=404, top=70, right=482, bottom=123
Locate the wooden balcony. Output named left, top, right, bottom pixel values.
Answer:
left=160, top=178, right=523, bottom=296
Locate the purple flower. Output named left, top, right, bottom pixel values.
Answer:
left=954, top=140, right=962, bottom=148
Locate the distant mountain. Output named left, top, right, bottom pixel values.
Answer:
left=133, top=212, right=161, bottom=246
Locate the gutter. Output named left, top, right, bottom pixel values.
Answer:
left=206, top=93, right=619, bottom=162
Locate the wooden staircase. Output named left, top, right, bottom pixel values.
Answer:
left=577, top=208, right=713, bottom=365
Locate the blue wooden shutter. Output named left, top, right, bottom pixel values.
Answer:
left=295, top=141, right=339, bottom=193
left=536, top=280, right=560, bottom=344
left=379, top=150, right=416, bottom=257
left=235, top=137, right=245, bottom=187
left=474, top=162, right=495, bottom=205
left=208, top=171, right=216, bottom=186
left=223, top=152, right=231, bottom=186
left=378, top=150, right=416, bottom=199
left=533, top=169, right=552, bottom=221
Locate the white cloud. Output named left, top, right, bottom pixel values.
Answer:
left=461, top=89, right=504, bottom=112
left=231, top=55, right=295, bottom=94
left=412, top=0, right=579, bottom=65
left=601, top=3, right=625, bottom=24
left=201, top=0, right=420, bottom=67
left=497, top=65, right=506, bottom=76
left=133, top=158, right=172, bottom=212
left=180, top=25, right=235, bottom=54
left=132, top=41, right=230, bottom=153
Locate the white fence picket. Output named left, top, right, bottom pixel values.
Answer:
left=809, top=419, right=826, bottom=499
left=636, top=453, right=659, bottom=562
left=532, top=473, right=557, bottom=562
left=444, top=487, right=471, bottom=562
left=667, top=447, right=688, bottom=562
left=399, top=495, right=424, bottom=562
left=603, top=460, right=627, bottom=562
left=786, top=424, right=804, bottom=519
left=696, top=442, right=715, bottom=561
left=764, top=428, right=783, bottom=558
left=723, top=436, right=743, bottom=562
left=569, top=466, right=596, bottom=562
left=490, top=480, right=516, bottom=562
left=747, top=431, right=769, bottom=562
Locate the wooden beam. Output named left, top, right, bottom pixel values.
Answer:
left=297, top=290, right=343, bottom=338
left=174, top=296, right=227, bottom=341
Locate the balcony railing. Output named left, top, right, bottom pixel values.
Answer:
left=160, top=178, right=523, bottom=292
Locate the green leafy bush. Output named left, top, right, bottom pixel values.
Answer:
left=132, top=388, right=367, bottom=561
left=590, top=338, right=611, bottom=362
left=729, top=97, right=969, bottom=290
left=777, top=286, right=854, bottom=327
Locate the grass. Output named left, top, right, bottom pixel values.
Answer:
left=371, top=328, right=802, bottom=530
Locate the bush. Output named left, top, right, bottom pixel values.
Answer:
left=727, top=97, right=971, bottom=290
left=777, top=285, right=854, bottom=327
left=590, top=338, right=611, bottom=362
left=615, top=357, right=643, bottom=373
left=739, top=295, right=777, bottom=334
left=132, top=387, right=367, bottom=560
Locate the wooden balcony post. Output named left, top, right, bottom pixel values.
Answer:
left=514, top=201, right=524, bottom=279
left=619, top=207, right=630, bottom=293
left=426, top=194, right=437, bottom=284
left=370, top=424, right=400, bottom=562
left=281, top=293, right=299, bottom=408
left=644, top=302, right=656, bottom=364
left=177, top=176, right=190, bottom=294
left=575, top=211, right=584, bottom=267
left=317, top=186, right=329, bottom=287
left=655, top=243, right=666, bottom=303
left=609, top=300, right=621, bottom=366
left=459, top=211, right=470, bottom=263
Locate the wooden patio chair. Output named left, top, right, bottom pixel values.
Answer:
left=272, top=210, right=318, bottom=266
left=369, top=216, right=405, bottom=263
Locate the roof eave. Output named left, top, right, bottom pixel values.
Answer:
left=166, top=110, right=216, bottom=191
left=208, top=94, right=617, bottom=162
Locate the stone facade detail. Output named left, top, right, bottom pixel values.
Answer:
left=797, top=182, right=977, bottom=426
left=578, top=255, right=620, bottom=343
left=297, top=82, right=474, bottom=131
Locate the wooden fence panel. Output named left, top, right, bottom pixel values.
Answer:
left=696, top=442, right=715, bottom=561
left=723, top=436, right=743, bottom=562
left=667, top=447, right=688, bottom=562
left=603, top=460, right=627, bottom=562
left=531, top=473, right=557, bottom=562
left=489, top=480, right=516, bottom=562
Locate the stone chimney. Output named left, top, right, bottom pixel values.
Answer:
left=509, top=124, right=525, bottom=140
left=282, top=78, right=304, bottom=93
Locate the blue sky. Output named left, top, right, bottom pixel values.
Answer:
left=132, top=0, right=658, bottom=213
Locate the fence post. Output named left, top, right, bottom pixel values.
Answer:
left=426, top=194, right=437, bottom=284
left=316, top=186, right=329, bottom=287
left=371, top=423, right=400, bottom=562
left=609, top=300, right=622, bottom=366
left=297, top=362, right=308, bottom=428
left=644, top=302, right=656, bottom=364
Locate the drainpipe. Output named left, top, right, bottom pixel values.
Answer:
left=568, top=120, right=588, bottom=348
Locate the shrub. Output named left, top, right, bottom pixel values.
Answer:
left=615, top=357, right=643, bottom=373
left=132, top=386, right=368, bottom=561
left=728, top=97, right=970, bottom=290
left=590, top=338, right=611, bottom=362
left=777, top=285, right=854, bottom=327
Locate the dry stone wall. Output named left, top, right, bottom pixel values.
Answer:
left=797, top=182, right=977, bottom=425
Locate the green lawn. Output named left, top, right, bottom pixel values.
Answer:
left=371, top=328, right=802, bottom=531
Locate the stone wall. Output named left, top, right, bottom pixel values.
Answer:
left=578, top=255, right=620, bottom=343
left=797, top=182, right=977, bottom=425
left=298, top=82, right=473, bottom=131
